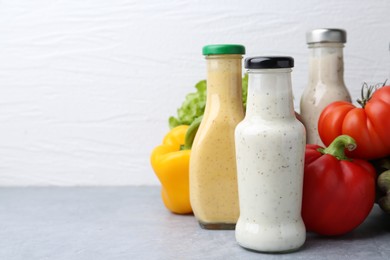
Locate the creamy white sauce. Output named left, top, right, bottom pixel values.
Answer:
left=235, top=69, right=306, bottom=252
left=300, top=43, right=351, bottom=145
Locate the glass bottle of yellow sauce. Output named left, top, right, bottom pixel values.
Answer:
left=190, top=44, right=245, bottom=230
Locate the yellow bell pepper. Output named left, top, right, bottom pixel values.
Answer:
left=150, top=125, right=192, bottom=214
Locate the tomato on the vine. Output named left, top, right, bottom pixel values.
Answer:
left=318, top=84, right=390, bottom=159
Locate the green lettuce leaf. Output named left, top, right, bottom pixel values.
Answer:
left=169, top=75, right=248, bottom=129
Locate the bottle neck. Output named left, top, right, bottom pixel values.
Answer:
left=205, top=55, right=243, bottom=112
left=246, top=68, right=294, bottom=120
left=308, top=43, right=345, bottom=85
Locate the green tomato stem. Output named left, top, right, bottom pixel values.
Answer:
left=317, top=135, right=356, bottom=161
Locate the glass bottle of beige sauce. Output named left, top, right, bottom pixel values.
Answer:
left=235, top=57, right=306, bottom=253
left=300, top=28, right=351, bottom=145
left=190, top=44, right=245, bottom=230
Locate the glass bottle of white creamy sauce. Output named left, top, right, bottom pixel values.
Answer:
left=235, top=57, right=306, bottom=253
left=300, top=28, right=351, bottom=145
left=190, top=44, right=245, bottom=230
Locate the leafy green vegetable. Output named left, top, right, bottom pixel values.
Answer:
left=372, top=157, right=390, bottom=215
left=168, top=80, right=206, bottom=129
left=377, top=169, right=390, bottom=214
left=169, top=74, right=248, bottom=129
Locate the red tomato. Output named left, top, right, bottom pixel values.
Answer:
left=318, top=86, right=390, bottom=159
left=302, top=136, right=376, bottom=236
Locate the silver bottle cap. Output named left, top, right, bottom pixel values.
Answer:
left=306, top=28, right=347, bottom=44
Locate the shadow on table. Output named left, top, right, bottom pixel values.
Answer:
left=303, top=206, right=390, bottom=253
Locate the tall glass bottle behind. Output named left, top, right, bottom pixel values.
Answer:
left=190, top=44, right=245, bottom=230
left=300, top=28, right=351, bottom=145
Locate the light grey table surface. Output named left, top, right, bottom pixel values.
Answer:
left=1, top=186, right=389, bottom=260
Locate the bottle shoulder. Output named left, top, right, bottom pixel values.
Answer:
left=236, top=117, right=304, bottom=134
left=235, top=118, right=305, bottom=145
left=202, top=108, right=244, bottom=124
left=303, top=81, right=349, bottom=92
left=301, top=82, right=351, bottom=104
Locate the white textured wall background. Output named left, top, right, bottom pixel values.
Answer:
left=0, top=0, right=389, bottom=186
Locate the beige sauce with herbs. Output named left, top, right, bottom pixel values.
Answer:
left=190, top=55, right=244, bottom=227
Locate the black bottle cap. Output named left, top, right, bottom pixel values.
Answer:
left=245, top=56, right=294, bottom=69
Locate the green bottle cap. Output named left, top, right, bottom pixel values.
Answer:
left=202, top=44, right=245, bottom=55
